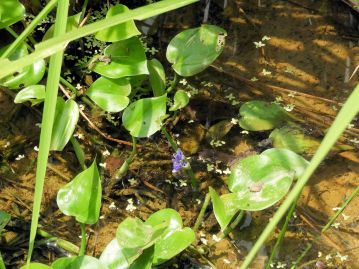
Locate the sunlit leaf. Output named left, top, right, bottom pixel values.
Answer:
left=152, top=227, right=195, bottom=265
left=52, top=256, right=106, bottom=269
left=209, top=187, right=239, bottom=231
left=50, top=99, right=79, bottom=151
left=239, top=101, right=290, bottom=131
left=122, top=94, right=166, bottom=137
left=90, top=37, right=148, bottom=78
left=128, top=246, right=154, bottom=269
left=14, top=85, right=45, bottom=105
left=99, top=239, right=130, bottom=269
left=227, top=154, right=295, bottom=211
left=86, top=77, right=131, bottom=112
left=57, top=160, right=102, bottom=224
left=166, top=25, right=226, bottom=76
left=169, top=90, right=189, bottom=111
left=0, top=44, right=46, bottom=90
left=145, top=208, right=182, bottom=236
left=95, top=4, right=141, bottom=42
left=0, top=0, right=25, bottom=29
left=43, top=13, right=81, bottom=41
left=206, top=119, right=233, bottom=141
left=147, top=59, right=166, bottom=97
left=19, top=263, right=51, bottom=269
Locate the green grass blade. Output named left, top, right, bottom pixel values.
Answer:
left=0, top=0, right=198, bottom=79
left=240, top=83, right=359, bottom=269
left=0, top=0, right=58, bottom=59
left=26, top=0, right=69, bottom=266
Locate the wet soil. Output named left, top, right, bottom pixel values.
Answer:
left=1, top=0, right=359, bottom=268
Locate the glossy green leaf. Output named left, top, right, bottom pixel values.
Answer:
left=239, top=101, right=290, bottom=131
left=19, top=263, right=51, bottom=269
left=166, top=25, right=226, bottom=76
left=90, top=37, right=148, bottom=78
left=227, top=154, right=294, bottom=211
left=57, top=160, right=102, bottom=224
left=0, top=44, right=46, bottom=90
left=147, top=59, right=166, bottom=97
left=14, top=85, right=45, bottom=105
left=116, top=217, right=167, bottom=250
left=86, top=77, right=131, bottom=112
left=169, top=90, right=189, bottom=111
left=128, top=246, right=154, bottom=269
left=99, top=239, right=131, bottom=269
left=95, top=4, right=141, bottom=42
left=50, top=98, right=79, bottom=151
left=0, top=211, right=10, bottom=236
left=43, top=13, right=81, bottom=41
left=261, top=148, right=309, bottom=179
left=269, top=126, right=321, bottom=155
left=122, top=94, right=167, bottom=137
left=0, top=0, right=25, bottom=29
left=145, top=208, right=182, bottom=236
left=52, top=256, right=107, bottom=269
left=152, top=227, right=195, bottom=265
left=209, top=187, right=239, bottom=231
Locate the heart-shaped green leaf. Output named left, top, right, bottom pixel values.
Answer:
left=20, top=263, right=51, bottom=269
left=86, top=77, right=131, bottom=112
left=169, top=90, right=189, bottom=111
left=128, top=246, right=154, bottom=269
left=0, top=211, right=10, bottom=236
left=145, top=208, right=183, bottom=236
left=43, top=13, right=81, bottom=41
left=147, top=59, right=166, bottom=97
left=0, top=0, right=25, bottom=29
left=152, top=227, right=195, bottom=265
left=239, top=101, right=290, bottom=131
left=0, top=44, right=46, bottom=90
left=269, top=126, right=321, bottom=155
left=52, top=256, right=107, bottom=269
left=90, top=37, right=148, bottom=78
left=228, top=154, right=294, bottom=211
left=99, top=239, right=131, bottom=269
left=14, top=85, right=45, bottom=105
left=57, top=160, right=101, bottom=224
left=50, top=98, right=79, bottom=151
left=122, top=94, right=166, bottom=137
left=209, top=187, right=239, bottom=231
left=116, top=217, right=167, bottom=250
left=95, top=4, right=140, bottom=42
left=166, top=25, right=226, bottom=76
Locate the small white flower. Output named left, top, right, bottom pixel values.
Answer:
left=250, top=76, right=259, bottom=81
left=284, top=104, right=295, bottom=112
left=99, top=215, right=105, bottom=219
left=196, top=198, right=201, bottom=205
left=99, top=162, right=107, bottom=168
left=199, top=231, right=206, bottom=237
left=200, top=238, right=208, bottom=245
left=231, top=100, right=240, bottom=106
left=126, top=198, right=136, bottom=212
left=215, top=168, right=223, bottom=174
left=331, top=222, right=340, bottom=229
left=179, top=179, right=187, bottom=187
left=207, top=163, right=214, bottom=172
left=241, top=130, right=249, bottom=134
left=128, top=178, right=138, bottom=186
left=188, top=120, right=194, bottom=123
left=79, top=104, right=85, bottom=111
left=342, top=213, right=350, bottom=220
left=332, top=207, right=341, bottom=211
left=336, top=252, right=348, bottom=262
left=231, top=118, right=238, bottom=124
left=35, top=123, right=41, bottom=128
left=203, top=82, right=214, bottom=87
left=332, top=105, right=338, bottom=111
left=225, top=93, right=235, bottom=101
left=179, top=78, right=188, bottom=86
left=349, top=138, right=359, bottom=144
left=223, top=168, right=231, bottom=175
left=109, top=202, right=117, bottom=210
left=261, top=68, right=272, bottom=76
left=275, top=96, right=283, bottom=103
left=212, top=234, right=221, bottom=242
left=34, top=146, right=39, bottom=151
left=76, top=83, right=82, bottom=90
left=254, top=41, right=266, bottom=48
left=223, top=258, right=231, bottom=264
left=318, top=251, right=322, bottom=258
left=347, top=123, right=354, bottom=129
left=325, top=254, right=332, bottom=260
left=276, top=261, right=286, bottom=268
left=262, top=35, right=271, bottom=41
left=165, top=179, right=172, bottom=184
left=15, top=154, right=25, bottom=161
left=102, top=149, right=110, bottom=156
left=288, top=92, right=296, bottom=97
left=74, top=132, right=84, bottom=140
left=3, top=142, right=10, bottom=148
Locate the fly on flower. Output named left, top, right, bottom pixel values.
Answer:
left=172, top=149, right=188, bottom=173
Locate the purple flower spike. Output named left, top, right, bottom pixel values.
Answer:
left=172, top=149, right=188, bottom=173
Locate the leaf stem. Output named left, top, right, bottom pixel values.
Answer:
left=220, top=210, right=245, bottom=239
left=79, top=223, right=87, bottom=256
left=193, top=193, right=211, bottom=232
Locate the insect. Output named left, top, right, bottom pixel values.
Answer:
left=88, top=55, right=112, bottom=69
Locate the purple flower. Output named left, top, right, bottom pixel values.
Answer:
left=172, top=149, right=188, bottom=173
